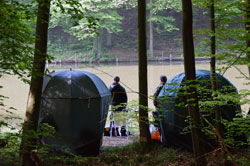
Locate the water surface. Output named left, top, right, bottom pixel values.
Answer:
left=0, top=62, right=249, bottom=122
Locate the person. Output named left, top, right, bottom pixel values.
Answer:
left=109, top=76, right=128, bottom=112
left=153, top=75, right=167, bottom=131
left=109, top=76, right=128, bottom=136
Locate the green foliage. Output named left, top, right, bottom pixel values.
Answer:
left=149, top=0, right=182, bottom=13
left=47, top=0, right=186, bottom=61
left=0, top=0, right=35, bottom=82
left=0, top=122, right=57, bottom=166
left=150, top=16, right=179, bottom=34
left=223, top=114, right=250, bottom=147
left=191, top=0, right=250, bottom=154
left=0, top=132, right=21, bottom=165
left=194, top=0, right=250, bottom=71
left=50, top=0, right=124, bottom=37
left=48, top=0, right=128, bottom=60
left=108, top=100, right=140, bottom=134
left=99, top=51, right=116, bottom=62
left=148, top=0, right=181, bottom=36
left=235, top=155, right=250, bottom=166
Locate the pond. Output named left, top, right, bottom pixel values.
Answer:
left=0, top=61, right=249, bottom=127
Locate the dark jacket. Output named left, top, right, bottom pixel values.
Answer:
left=109, top=82, right=128, bottom=111
left=153, top=82, right=166, bottom=107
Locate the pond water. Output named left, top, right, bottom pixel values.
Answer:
left=0, top=62, right=249, bottom=125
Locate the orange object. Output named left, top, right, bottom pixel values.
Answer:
left=152, top=129, right=160, bottom=141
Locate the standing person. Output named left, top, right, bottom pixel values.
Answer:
left=153, top=75, right=167, bottom=131
left=109, top=76, right=128, bottom=136
left=109, top=76, right=128, bottom=112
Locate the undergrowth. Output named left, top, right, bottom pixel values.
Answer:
left=41, top=142, right=192, bottom=166
left=0, top=134, right=250, bottom=166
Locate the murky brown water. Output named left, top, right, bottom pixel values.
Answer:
left=0, top=62, right=249, bottom=122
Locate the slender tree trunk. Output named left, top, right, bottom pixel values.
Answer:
left=93, top=36, right=98, bottom=58
left=210, top=0, right=224, bottom=141
left=244, top=0, right=250, bottom=78
left=107, top=32, right=112, bottom=47
left=138, top=0, right=151, bottom=150
left=19, top=0, right=51, bottom=166
left=97, top=29, right=103, bottom=59
left=181, top=0, right=207, bottom=165
left=149, top=0, right=154, bottom=57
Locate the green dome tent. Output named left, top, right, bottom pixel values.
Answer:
left=39, top=70, right=111, bottom=156
left=157, top=70, right=241, bottom=151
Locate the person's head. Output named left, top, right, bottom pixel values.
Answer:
left=114, top=76, right=120, bottom=83
left=160, top=75, right=167, bottom=83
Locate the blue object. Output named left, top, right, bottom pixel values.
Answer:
left=158, top=70, right=241, bottom=151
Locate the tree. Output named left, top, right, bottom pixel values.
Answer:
left=0, top=0, right=34, bottom=82
left=244, top=0, right=250, bottom=78
left=148, top=0, right=181, bottom=55
left=19, top=0, right=51, bottom=165
left=181, top=0, right=207, bottom=165
left=209, top=0, right=224, bottom=143
left=149, top=0, right=154, bottom=57
left=47, top=0, right=182, bottom=61
left=49, top=0, right=123, bottom=59
left=193, top=0, right=249, bottom=158
left=138, top=0, right=151, bottom=150
left=0, top=0, right=36, bottom=135
left=149, top=0, right=181, bottom=34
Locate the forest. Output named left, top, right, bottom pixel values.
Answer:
left=0, top=0, right=250, bottom=166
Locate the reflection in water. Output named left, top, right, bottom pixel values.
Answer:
left=0, top=62, right=249, bottom=122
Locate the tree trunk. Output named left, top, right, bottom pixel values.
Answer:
left=19, top=0, right=51, bottom=166
left=181, top=0, right=207, bottom=165
left=107, top=32, right=112, bottom=47
left=244, top=0, right=250, bottom=78
left=93, top=36, right=98, bottom=58
left=138, top=0, right=151, bottom=151
left=149, top=0, right=154, bottom=57
left=209, top=0, right=224, bottom=142
left=97, top=29, right=103, bottom=59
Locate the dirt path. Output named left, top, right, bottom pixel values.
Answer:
left=102, top=135, right=138, bottom=147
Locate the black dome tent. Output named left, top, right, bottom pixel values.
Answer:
left=39, top=70, right=111, bottom=155
left=157, top=70, right=241, bottom=151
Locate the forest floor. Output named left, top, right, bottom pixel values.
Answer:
left=38, top=134, right=248, bottom=166
left=100, top=136, right=250, bottom=166
left=39, top=137, right=249, bottom=166
left=1, top=134, right=249, bottom=166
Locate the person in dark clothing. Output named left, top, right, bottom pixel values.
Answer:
left=153, top=75, right=167, bottom=130
left=109, top=76, right=128, bottom=136
left=109, top=76, right=128, bottom=112
left=153, top=75, right=167, bottom=107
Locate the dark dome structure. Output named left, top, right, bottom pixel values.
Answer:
left=158, top=70, right=241, bottom=151
left=39, top=70, right=111, bottom=156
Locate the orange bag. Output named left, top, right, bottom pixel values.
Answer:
left=152, top=129, right=160, bottom=141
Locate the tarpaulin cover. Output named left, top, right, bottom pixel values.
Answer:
left=39, top=70, right=111, bottom=155
left=158, top=70, right=240, bottom=151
